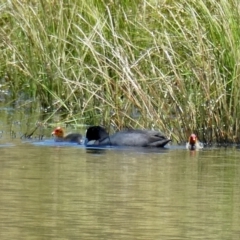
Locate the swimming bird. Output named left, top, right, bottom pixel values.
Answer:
left=186, top=133, right=203, bottom=150
left=52, top=127, right=82, bottom=144
left=85, top=126, right=171, bottom=147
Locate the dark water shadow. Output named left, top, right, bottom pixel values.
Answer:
left=85, top=145, right=171, bottom=155
left=86, top=148, right=107, bottom=155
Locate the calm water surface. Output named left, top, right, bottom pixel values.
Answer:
left=0, top=139, right=239, bottom=240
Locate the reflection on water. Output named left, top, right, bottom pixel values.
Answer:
left=0, top=143, right=240, bottom=240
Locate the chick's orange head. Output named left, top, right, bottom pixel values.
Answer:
left=189, top=134, right=197, bottom=145
left=52, top=127, right=64, bottom=138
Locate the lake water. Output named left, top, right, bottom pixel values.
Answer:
left=0, top=136, right=240, bottom=239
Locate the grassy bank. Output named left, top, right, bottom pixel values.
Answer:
left=1, top=0, right=240, bottom=143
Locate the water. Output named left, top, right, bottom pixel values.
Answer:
left=0, top=139, right=240, bottom=240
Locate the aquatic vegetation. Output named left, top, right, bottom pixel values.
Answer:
left=1, top=0, right=240, bottom=143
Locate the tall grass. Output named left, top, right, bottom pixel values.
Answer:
left=1, top=0, right=240, bottom=143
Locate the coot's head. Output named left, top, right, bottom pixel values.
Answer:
left=86, top=126, right=109, bottom=142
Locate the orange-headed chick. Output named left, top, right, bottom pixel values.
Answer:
left=52, top=127, right=82, bottom=144
left=186, top=133, right=203, bottom=150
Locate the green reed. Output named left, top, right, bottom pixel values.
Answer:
left=1, top=0, right=240, bottom=143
